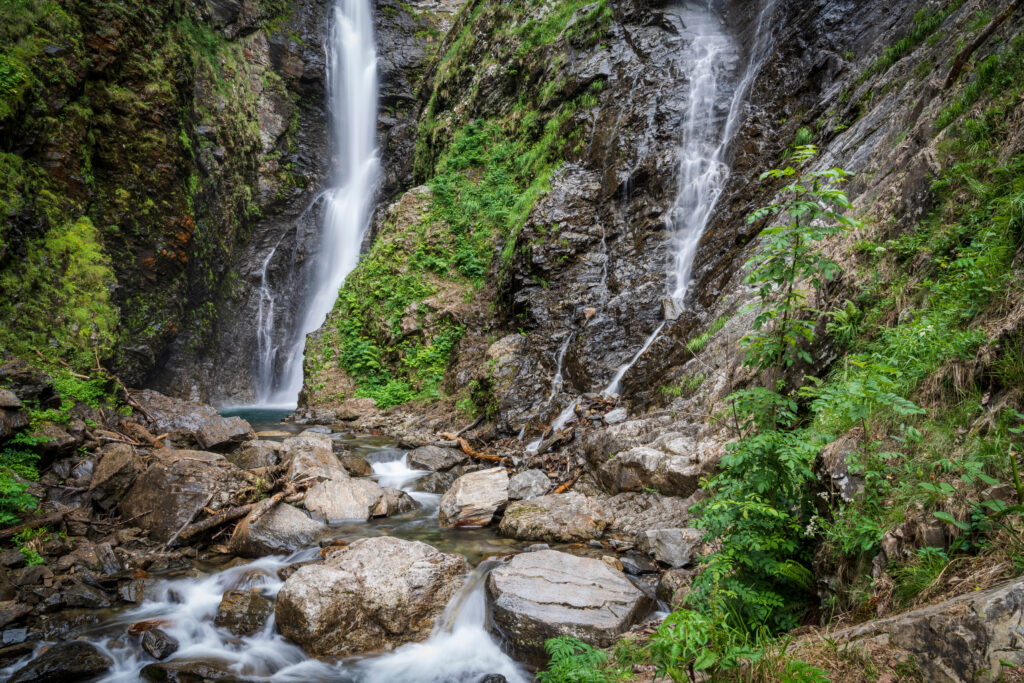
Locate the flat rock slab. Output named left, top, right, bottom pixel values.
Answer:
left=275, top=536, right=467, bottom=657
left=486, top=549, right=650, bottom=656
left=439, top=467, right=509, bottom=528
left=498, top=493, right=607, bottom=543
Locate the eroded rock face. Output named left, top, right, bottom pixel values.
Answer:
left=288, top=449, right=349, bottom=484
left=120, top=450, right=249, bottom=542
left=499, top=493, right=608, bottom=543
left=89, top=443, right=142, bottom=511
left=438, top=468, right=509, bottom=528
left=486, top=550, right=650, bottom=656
left=131, top=390, right=255, bottom=449
left=823, top=578, right=1024, bottom=682
left=228, top=501, right=325, bottom=557
left=275, top=537, right=467, bottom=657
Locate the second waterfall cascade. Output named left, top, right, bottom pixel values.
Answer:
left=254, top=0, right=380, bottom=409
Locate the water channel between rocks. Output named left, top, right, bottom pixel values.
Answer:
left=3, top=412, right=660, bottom=683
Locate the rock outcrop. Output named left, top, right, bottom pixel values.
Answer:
left=275, top=537, right=467, bottom=657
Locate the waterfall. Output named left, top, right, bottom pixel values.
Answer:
left=600, top=0, right=778, bottom=397
left=254, top=0, right=380, bottom=408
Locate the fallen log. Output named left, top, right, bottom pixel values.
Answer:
left=172, top=481, right=309, bottom=545
left=438, top=433, right=506, bottom=463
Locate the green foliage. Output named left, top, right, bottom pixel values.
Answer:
left=537, top=637, right=628, bottom=683
left=0, top=431, right=42, bottom=527
left=935, top=33, right=1024, bottom=131
left=892, top=546, right=950, bottom=606
left=854, top=0, right=964, bottom=86
left=14, top=527, right=48, bottom=566
left=0, top=217, right=118, bottom=369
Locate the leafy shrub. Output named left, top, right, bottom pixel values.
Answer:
left=537, top=636, right=626, bottom=683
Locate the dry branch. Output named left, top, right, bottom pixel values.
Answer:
left=438, top=433, right=506, bottom=463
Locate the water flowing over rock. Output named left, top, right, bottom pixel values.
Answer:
left=487, top=550, right=650, bottom=656
left=214, top=588, right=274, bottom=636
left=438, top=468, right=509, bottom=528
left=499, top=493, right=608, bottom=543
left=275, top=536, right=467, bottom=657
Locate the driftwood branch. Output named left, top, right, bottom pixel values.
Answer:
left=943, top=0, right=1023, bottom=89
left=438, top=433, right=506, bottom=463
left=172, top=481, right=309, bottom=545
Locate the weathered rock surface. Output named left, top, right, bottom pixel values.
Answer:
left=340, top=454, right=373, bottom=477
left=408, top=445, right=467, bottom=472
left=499, top=493, right=607, bottom=543
left=196, top=416, right=256, bottom=451
left=214, top=588, right=274, bottom=636
left=438, top=467, right=509, bottom=528
left=288, top=449, right=349, bottom=484
left=228, top=501, right=325, bottom=557
left=304, top=478, right=384, bottom=522
left=140, top=658, right=248, bottom=683
left=8, top=641, right=113, bottom=683
left=487, top=549, right=649, bottom=656
left=275, top=537, right=467, bottom=657
left=508, top=470, right=551, bottom=500
left=822, top=578, right=1024, bottom=683
left=374, top=487, right=419, bottom=516
left=120, top=450, right=249, bottom=542
left=227, top=440, right=284, bottom=470
left=141, top=628, right=179, bottom=660
left=89, top=443, right=142, bottom=511
left=636, top=528, right=703, bottom=568
left=597, top=445, right=703, bottom=497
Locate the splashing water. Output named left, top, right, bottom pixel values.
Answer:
left=254, top=0, right=380, bottom=408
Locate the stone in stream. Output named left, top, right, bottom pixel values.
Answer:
left=8, top=641, right=113, bottom=683
left=340, top=454, right=373, bottom=476
left=214, top=588, right=274, bottom=636
left=275, top=536, right=467, bottom=657
left=438, top=467, right=509, bottom=528
left=374, top=487, right=419, bottom=516
left=141, top=627, right=179, bottom=660
left=140, top=658, right=249, bottom=682
left=408, top=444, right=467, bottom=471
left=119, top=450, right=249, bottom=543
left=508, top=469, right=551, bottom=500
left=303, top=478, right=384, bottom=522
left=486, top=549, right=650, bottom=656
left=196, top=416, right=256, bottom=451
left=498, top=493, right=608, bottom=543
left=226, top=440, right=284, bottom=470
left=228, top=501, right=325, bottom=557
left=287, top=449, right=349, bottom=484
left=635, top=528, right=703, bottom=568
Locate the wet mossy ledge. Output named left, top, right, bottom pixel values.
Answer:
left=303, top=0, right=612, bottom=411
left=0, top=0, right=310, bottom=383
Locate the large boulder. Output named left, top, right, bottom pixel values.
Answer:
left=487, top=550, right=649, bottom=656
left=408, top=445, right=467, bottom=471
left=498, top=493, right=608, bottom=543
left=635, top=528, right=703, bottom=568
left=304, top=478, right=384, bottom=522
left=196, top=416, right=255, bottom=451
left=275, top=537, right=467, bottom=657
left=228, top=500, right=325, bottom=557
left=508, top=470, right=551, bottom=500
left=374, top=487, right=419, bottom=516
left=120, top=450, right=249, bottom=542
left=597, top=445, right=702, bottom=497
left=226, top=440, right=284, bottom=470
left=9, top=641, right=113, bottom=683
left=89, top=443, right=142, bottom=511
left=282, top=433, right=334, bottom=457
left=438, top=467, right=509, bottom=528
left=130, top=390, right=254, bottom=450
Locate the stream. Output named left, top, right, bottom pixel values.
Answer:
left=3, top=414, right=531, bottom=683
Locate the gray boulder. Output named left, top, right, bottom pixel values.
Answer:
left=636, top=528, right=703, bottom=568
left=598, top=446, right=702, bottom=497
left=304, top=479, right=384, bottom=522
left=408, top=444, right=467, bottom=471
left=275, top=537, right=467, bottom=657
left=228, top=501, right=325, bottom=557
left=498, top=493, right=607, bottom=543
left=486, top=549, right=649, bottom=656
left=9, top=641, right=113, bottom=683
left=89, top=443, right=142, bottom=511
left=439, top=467, right=509, bottom=528
left=196, top=416, right=255, bottom=451
left=288, top=449, right=349, bottom=484
left=227, top=440, right=284, bottom=470
left=214, top=588, right=274, bottom=636
left=508, top=469, right=551, bottom=500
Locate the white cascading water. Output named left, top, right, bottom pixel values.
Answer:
left=255, top=0, right=380, bottom=408
left=601, top=0, right=778, bottom=397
